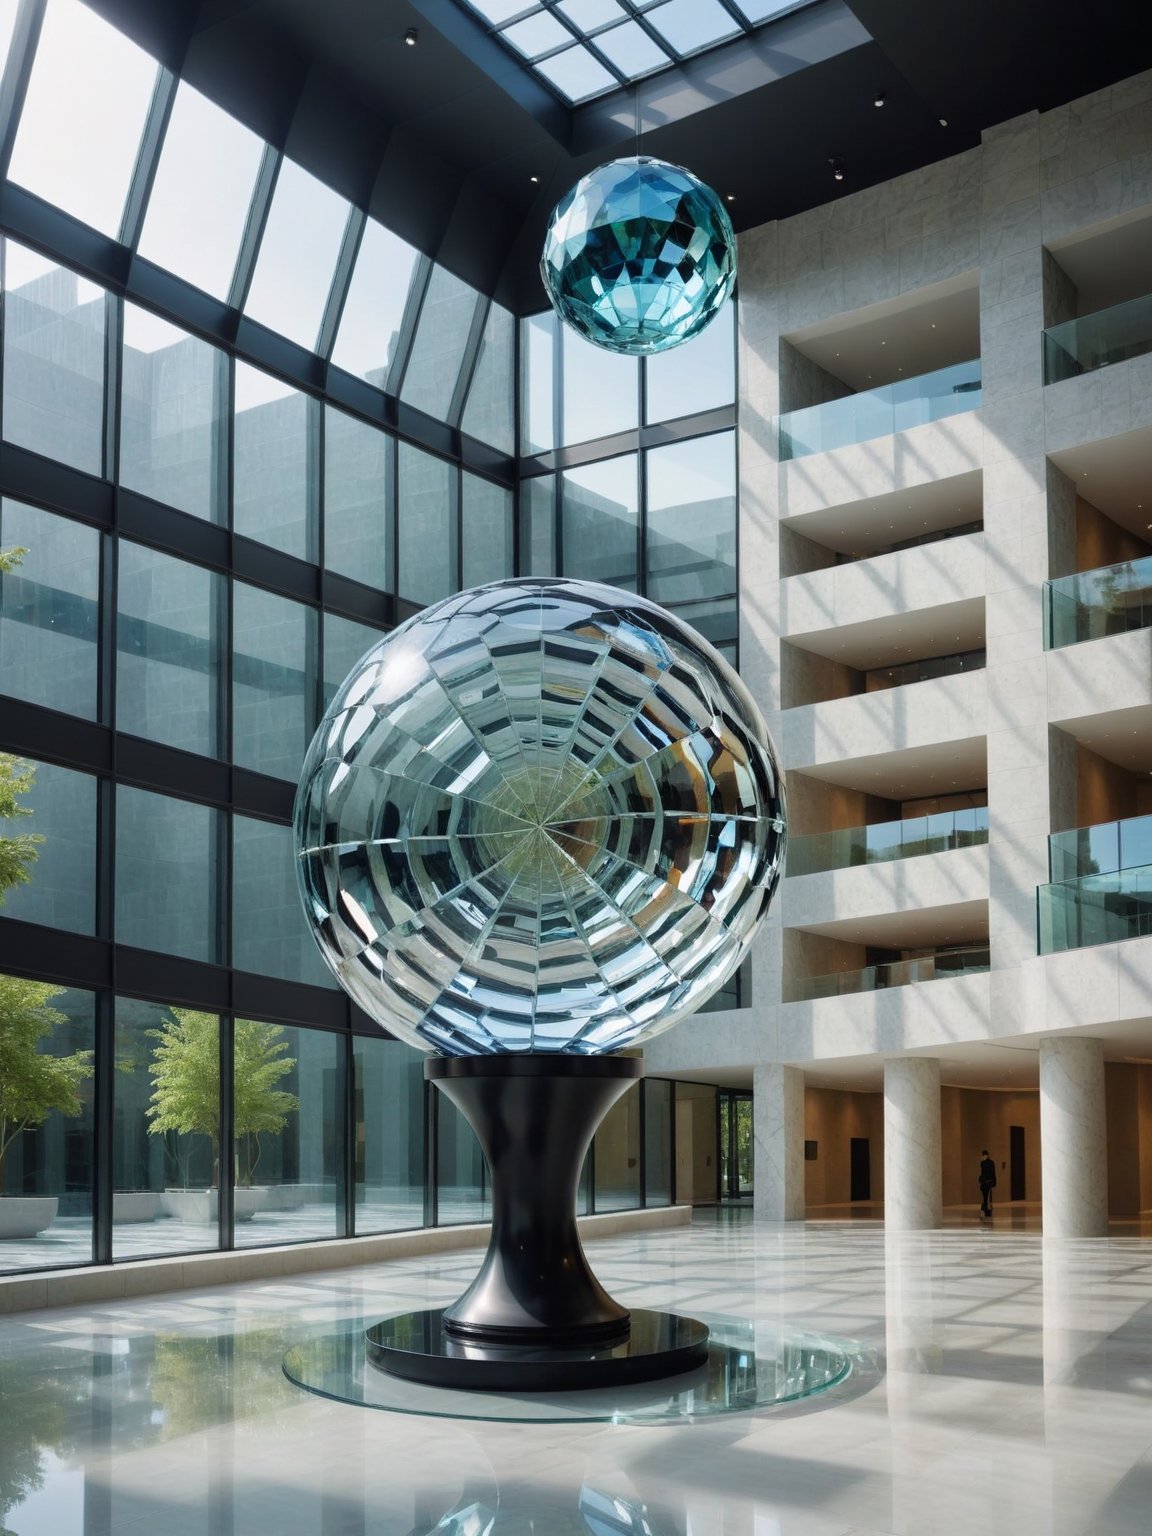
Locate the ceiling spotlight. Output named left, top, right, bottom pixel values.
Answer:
left=530, top=174, right=539, bottom=183
left=726, top=194, right=736, bottom=203
left=874, top=92, right=885, bottom=107
left=405, top=26, right=419, bottom=45
left=939, top=117, right=948, bottom=127
left=829, top=157, right=845, bottom=182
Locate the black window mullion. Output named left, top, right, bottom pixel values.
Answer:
left=316, top=206, right=364, bottom=365
left=341, top=1032, right=356, bottom=1238
left=386, top=255, right=433, bottom=400
left=228, top=144, right=279, bottom=314
left=448, top=293, right=491, bottom=430
left=91, top=989, right=114, bottom=1266
left=218, top=1012, right=235, bottom=1250
left=118, top=66, right=178, bottom=253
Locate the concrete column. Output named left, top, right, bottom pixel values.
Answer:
left=1039, top=1036, right=1108, bottom=1237
left=753, top=1063, right=804, bottom=1221
left=883, top=1058, right=942, bottom=1231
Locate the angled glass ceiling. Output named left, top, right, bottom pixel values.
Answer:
left=459, top=0, right=816, bottom=103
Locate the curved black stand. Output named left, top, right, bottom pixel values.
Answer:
left=365, top=1054, right=710, bottom=1390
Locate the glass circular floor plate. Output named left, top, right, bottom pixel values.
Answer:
left=283, top=1316, right=862, bottom=1424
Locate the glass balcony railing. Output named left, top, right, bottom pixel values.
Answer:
left=1042, top=293, right=1152, bottom=384
left=1044, top=556, right=1152, bottom=648
left=1038, top=866, right=1152, bottom=953
left=865, top=647, right=986, bottom=691
left=790, top=946, right=991, bottom=1002
left=786, top=805, right=988, bottom=878
left=1048, top=813, right=1152, bottom=883
left=778, top=360, right=981, bottom=460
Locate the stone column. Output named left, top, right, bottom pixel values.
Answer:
left=753, top=1063, right=804, bottom=1221
left=883, top=1058, right=942, bottom=1231
left=1039, top=1036, right=1108, bottom=1237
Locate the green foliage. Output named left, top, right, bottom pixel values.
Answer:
left=0, top=975, right=92, bottom=1178
left=0, top=754, right=43, bottom=904
left=146, top=1011, right=298, bottom=1186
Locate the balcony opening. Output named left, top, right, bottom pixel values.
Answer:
left=783, top=902, right=989, bottom=1003
left=1043, top=211, right=1152, bottom=383
left=778, top=274, right=980, bottom=459
left=778, top=471, right=983, bottom=577
left=1041, top=722, right=1152, bottom=952
left=781, top=597, right=985, bottom=708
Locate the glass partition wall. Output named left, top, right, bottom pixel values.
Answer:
left=0, top=0, right=741, bottom=1276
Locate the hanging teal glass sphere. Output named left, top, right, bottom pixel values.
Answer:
left=540, top=156, right=737, bottom=356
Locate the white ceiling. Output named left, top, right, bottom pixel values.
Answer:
left=1047, top=208, right=1152, bottom=315
left=794, top=895, right=989, bottom=948
left=783, top=470, right=984, bottom=556
left=795, top=736, right=989, bottom=800
left=785, top=273, right=981, bottom=391
left=790, top=595, right=985, bottom=671
left=1049, top=427, right=1152, bottom=544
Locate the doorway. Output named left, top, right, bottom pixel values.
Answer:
left=719, top=1091, right=754, bottom=1198
left=1010, top=1124, right=1026, bottom=1201
left=850, top=1137, right=871, bottom=1202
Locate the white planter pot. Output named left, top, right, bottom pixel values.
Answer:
left=160, top=1188, right=267, bottom=1224
left=112, top=1191, right=160, bottom=1224
left=0, top=1196, right=59, bottom=1239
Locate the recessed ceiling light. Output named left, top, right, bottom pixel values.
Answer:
left=530, top=175, right=539, bottom=183
left=874, top=92, right=886, bottom=107
left=405, top=26, right=419, bottom=45
left=939, top=117, right=949, bottom=127
left=726, top=194, right=736, bottom=203
left=829, top=157, right=845, bottom=182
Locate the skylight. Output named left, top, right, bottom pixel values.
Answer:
left=459, top=0, right=817, bottom=103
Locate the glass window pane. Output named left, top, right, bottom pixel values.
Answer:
left=461, top=473, right=513, bottom=588
left=502, top=11, right=572, bottom=56
left=0, top=3, right=19, bottom=76
left=398, top=443, right=455, bottom=607
left=113, top=1000, right=219, bottom=1259
left=330, top=219, right=421, bottom=388
left=644, top=1078, right=672, bottom=1206
left=3, top=242, right=106, bottom=473
left=399, top=267, right=480, bottom=423
left=233, top=1022, right=343, bottom=1247
left=521, top=474, right=556, bottom=577
left=244, top=159, right=350, bottom=350
left=0, top=756, right=95, bottom=935
left=233, top=363, right=314, bottom=559
left=0, top=979, right=94, bottom=1272
left=562, top=331, right=638, bottom=445
left=461, top=302, right=515, bottom=453
left=465, top=0, right=530, bottom=21
left=669, top=594, right=738, bottom=659
left=534, top=44, right=617, bottom=100
left=522, top=312, right=556, bottom=455
left=354, top=1035, right=424, bottom=1234
left=233, top=815, right=333, bottom=987
left=137, top=82, right=264, bottom=300
left=594, top=20, right=668, bottom=74
left=558, top=0, right=624, bottom=28
left=562, top=455, right=638, bottom=588
left=0, top=500, right=99, bottom=719
left=437, top=1095, right=488, bottom=1225
left=323, top=612, right=385, bottom=708
left=323, top=408, right=392, bottom=590
left=120, top=304, right=224, bottom=522
left=736, top=0, right=808, bottom=20
left=645, top=298, right=735, bottom=422
left=232, top=583, right=316, bottom=783
left=8, top=0, right=158, bottom=237
left=115, top=787, right=220, bottom=963
left=116, top=541, right=222, bottom=757
left=593, top=1082, right=640, bottom=1210
left=644, top=0, right=740, bottom=54
left=646, top=431, right=736, bottom=603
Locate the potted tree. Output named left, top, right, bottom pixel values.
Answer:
left=0, top=744, right=93, bottom=1242
left=147, top=1010, right=297, bottom=1224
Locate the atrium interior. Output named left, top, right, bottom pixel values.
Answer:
left=2, top=1, right=1152, bottom=1532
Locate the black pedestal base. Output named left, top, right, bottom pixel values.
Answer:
left=365, top=1306, right=710, bottom=1391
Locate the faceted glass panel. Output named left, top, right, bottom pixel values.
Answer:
left=8, top=0, right=158, bottom=237
left=294, top=578, right=785, bottom=1056
left=3, top=243, right=106, bottom=474
left=541, top=157, right=737, bottom=355
left=138, top=82, right=265, bottom=300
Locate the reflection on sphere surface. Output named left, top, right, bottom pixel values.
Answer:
left=294, top=578, right=785, bottom=1056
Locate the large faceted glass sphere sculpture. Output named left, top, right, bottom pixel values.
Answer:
left=294, top=578, right=785, bottom=1056
left=540, top=156, right=736, bottom=356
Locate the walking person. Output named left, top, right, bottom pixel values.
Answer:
left=979, top=1149, right=997, bottom=1219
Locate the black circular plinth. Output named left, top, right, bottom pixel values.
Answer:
left=366, top=1307, right=710, bottom=1391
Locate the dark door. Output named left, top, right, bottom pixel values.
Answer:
left=1010, top=1125, right=1026, bottom=1201
left=850, top=1137, right=871, bottom=1201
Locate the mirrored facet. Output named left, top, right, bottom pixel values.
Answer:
left=294, top=578, right=785, bottom=1055
left=541, top=157, right=737, bottom=355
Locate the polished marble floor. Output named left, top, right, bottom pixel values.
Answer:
left=2, top=1208, right=1152, bottom=1535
